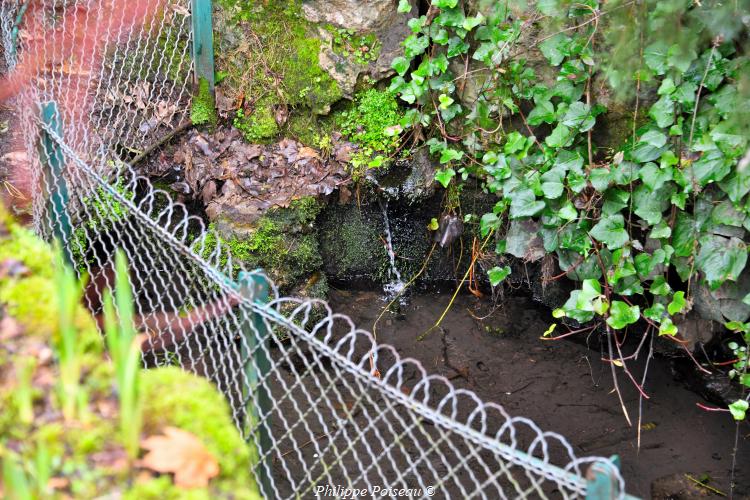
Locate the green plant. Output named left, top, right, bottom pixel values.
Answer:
left=234, top=104, right=279, bottom=143
left=13, top=356, right=36, bottom=424
left=390, top=0, right=749, bottom=339
left=71, top=180, right=135, bottom=273
left=102, top=250, right=143, bottom=458
left=191, top=77, right=217, bottom=126
left=726, top=321, right=750, bottom=420
left=339, top=89, right=403, bottom=154
left=326, top=25, right=381, bottom=66
left=53, top=248, right=87, bottom=422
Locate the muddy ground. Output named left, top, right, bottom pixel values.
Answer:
left=326, top=289, right=750, bottom=499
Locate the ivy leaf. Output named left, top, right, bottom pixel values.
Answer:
left=545, top=124, right=572, bottom=148
left=540, top=167, right=565, bottom=199
left=640, top=163, right=672, bottom=191
left=462, top=13, right=484, bottom=31
left=659, top=317, right=678, bottom=336
left=398, top=0, right=412, bottom=13
left=657, top=77, right=676, bottom=96
left=508, top=187, right=546, bottom=218
left=666, top=43, right=697, bottom=73
left=696, top=235, right=747, bottom=289
left=527, top=100, right=555, bottom=126
left=435, top=168, right=456, bottom=188
left=558, top=202, right=577, bottom=221
left=668, top=291, right=687, bottom=315
left=561, top=101, right=595, bottom=131
left=729, top=400, right=749, bottom=421
left=590, top=214, right=629, bottom=249
left=644, top=41, right=669, bottom=75
left=391, top=56, right=410, bottom=76
left=650, top=276, right=672, bottom=296
left=648, top=95, right=675, bottom=128
left=403, top=35, right=430, bottom=58
left=575, top=279, right=604, bottom=313
left=439, top=148, right=464, bottom=164
left=633, top=184, right=671, bottom=226
left=607, top=301, right=640, bottom=329
left=480, top=212, right=499, bottom=237
left=447, top=36, right=470, bottom=56
left=438, top=93, right=455, bottom=109
left=433, top=0, right=458, bottom=8
left=539, top=34, right=569, bottom=66
left=488, top=265, right=511, bottom=286
left=643, top=303, right=666, bottom=321
left=672, top=211, right=698, bottom=257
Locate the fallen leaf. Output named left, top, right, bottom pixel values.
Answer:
left=0, top=316, right=23, bottom=341
left=140, top=427, right=219, bottom=488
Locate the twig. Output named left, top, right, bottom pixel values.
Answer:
left=130, top=119, right=192, bottom=165
left=684, top=474, right=726, bottom=497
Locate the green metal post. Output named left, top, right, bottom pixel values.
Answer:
left=10, top=1, right=30, bottom=54
left=39, top=101, right=73, bottom=266
left=586, top=455, right=627, bottom=500
left=237, top=270, right=273, bottom=498
left=190, top=0, right=215, bottom=91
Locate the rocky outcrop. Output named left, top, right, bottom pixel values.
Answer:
left=303, top=0, right=414, bottom=97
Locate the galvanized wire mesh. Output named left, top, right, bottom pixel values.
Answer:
left=5, top=1, right=632, bottom=498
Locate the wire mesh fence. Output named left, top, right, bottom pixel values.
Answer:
left=3, top=1, right=634, bottom=498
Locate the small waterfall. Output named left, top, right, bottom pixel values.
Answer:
left=379, top=199, right=405, bottom=300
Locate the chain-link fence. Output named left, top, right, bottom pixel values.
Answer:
left=3, top=1, right=636, bottom=498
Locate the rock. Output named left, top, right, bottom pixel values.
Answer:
left=303, top=0, right=413, bottom=97
left=693, top=269, right=750, bottom=324
left=370, top=150, right=436, bottom=203
left=651, top=473, right=715, bottom=499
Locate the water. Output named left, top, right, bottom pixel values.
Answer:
left=379, top=198, right=405, bottom=301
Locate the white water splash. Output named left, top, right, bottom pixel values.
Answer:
left=379, top=199, right=405, bottom=301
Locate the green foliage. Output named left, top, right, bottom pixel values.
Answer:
left=191, top=78, right=217, bottom=126
left=337, top=89, right=403, bottom=179
left=0, top=215, right=260, bottom=498
left=216, top=0, right=343, bottom=140
left=326, top=25, right=381, bottom=65
left=102, top=251, right=143, bottom=458
left=390, top=0, right=750, bottom=345
left=234, top=103, right=279, bottom=143
left=339, top=89, right=403, bottom=153
left=71, top=180, right=135, bottom=273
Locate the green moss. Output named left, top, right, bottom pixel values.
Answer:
left=338, top=89, right=402, bottom=153
left=215, top=0, right=343, bottom=143
left=203, top=198, right=323, bottom=289
left=318, top=206, right=387, bottom=279
left=140, top=367, right=260, bottom=500
left=191, top=78, right=217, bottom=126
left=234, top=101, right=279, bottom=143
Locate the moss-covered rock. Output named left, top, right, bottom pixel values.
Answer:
left=205, top=197, right=324, bottom=291
left=215, top=0, right=343, bottom=143
left=137, top=367, right=260, bottom=500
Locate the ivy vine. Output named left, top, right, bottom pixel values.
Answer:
left=387, top=0, right=750, bottom=418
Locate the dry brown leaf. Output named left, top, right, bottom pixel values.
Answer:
left=0, top=316, right=22, bottom=341
left=140, top=427, right=219, bottom=488
left=297, top=146, right=320, bottom=160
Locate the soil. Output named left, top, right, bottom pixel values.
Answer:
left=324, top=288, right=750, bottom=499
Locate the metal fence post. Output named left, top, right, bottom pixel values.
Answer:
left=190, top=0, right=215, bottom=91
left=237, top=271, right=273, bottom=498
left=39, top=101, right=72, bottom=265
left=586, top=455, right=628, bottom=500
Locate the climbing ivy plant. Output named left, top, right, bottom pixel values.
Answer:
left=390, top=0, right=750, bottom=415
